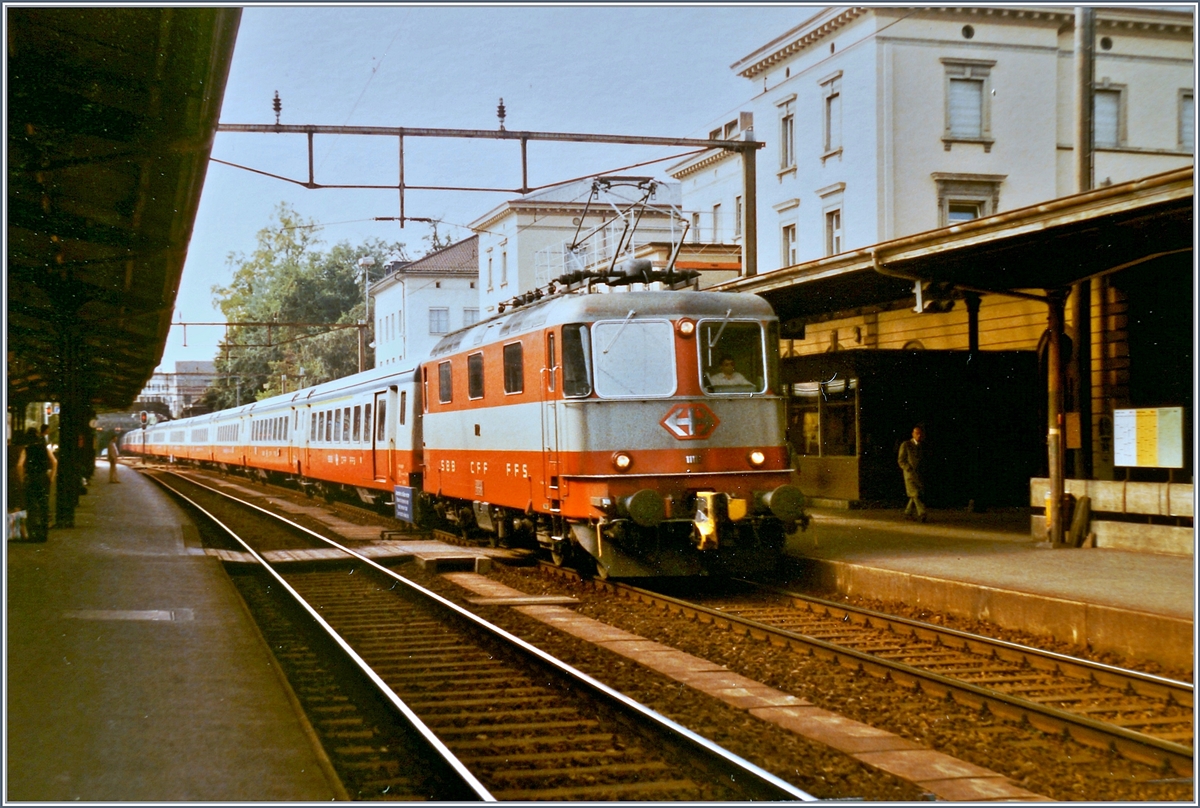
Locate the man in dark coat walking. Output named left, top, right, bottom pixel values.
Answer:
left=898, top=425, right=927, bottom=522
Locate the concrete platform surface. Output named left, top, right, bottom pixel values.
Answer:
left=786, top=508, right=1194, bottom=670
left=5, top=463, right=339, bottom=801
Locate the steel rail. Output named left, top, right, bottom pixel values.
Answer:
left=747, top=581, right=1193, bottom=706
left=156, top=470, right=817, bottom=801
left=583, top=574, right=1193, bottom=776
left=148, top=473, right=495, bottom=801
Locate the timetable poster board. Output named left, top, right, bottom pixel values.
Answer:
left=1113, top=407, right=1185, bottom=468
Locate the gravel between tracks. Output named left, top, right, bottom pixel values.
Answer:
left=410, top=564, right=1193, bottom=803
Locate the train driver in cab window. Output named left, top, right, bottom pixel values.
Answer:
left=707, top=354, right=757, bottom=392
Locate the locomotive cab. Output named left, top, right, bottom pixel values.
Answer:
left=416, top=271, right=807, bottom=579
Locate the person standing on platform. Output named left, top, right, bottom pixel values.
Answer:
left=16, top=427, right=57, bottom=542
left=107, top=435, right=121, bottom=483
left=898, top=425, right=927, bottom=522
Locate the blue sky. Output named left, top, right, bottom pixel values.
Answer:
left=159, top=4, right=817, bottom=370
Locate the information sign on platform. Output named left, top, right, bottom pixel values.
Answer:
left=1113, top=407, right=1185, bottom=468
left=394, top=485, right=414, bottom=522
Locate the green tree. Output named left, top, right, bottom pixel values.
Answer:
left=206, top=203, right=405, bottom=409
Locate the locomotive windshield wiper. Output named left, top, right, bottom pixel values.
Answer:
left=706, top=309, right=734, bottom=350
left=602, top=310, right=637, bottom=354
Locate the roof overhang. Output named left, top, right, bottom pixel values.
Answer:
left=720, top=167, right=1193, bottom=324
left=6, top=7, right=241, bottom=409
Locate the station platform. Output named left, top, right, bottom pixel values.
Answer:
left=786, top=507, right=1194, bottom=671
left=5, top=462, right=340, bottom=802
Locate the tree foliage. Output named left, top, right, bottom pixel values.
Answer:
left=205, top=203, right=409, bottom=410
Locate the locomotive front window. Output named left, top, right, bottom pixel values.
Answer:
left=699, top=320, right=767, bottom=394
left=592, top=318, right=676, bottom=398
left=562, top=324, right=592, bottom=398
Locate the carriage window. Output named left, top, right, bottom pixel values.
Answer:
left=592, top=319, right=675, bottom=398
left=353, top=406, right=361, bottom=441
left=563, top=324, right=592, bottom=398
left=334, top=409, right=342, bottom=442
left=503, top=343, right=523, bottom=394
left=699, top=320, right=767, bottom=394
left=364, top=403, right=372, bottom=440
left=326, top=410, right=333, bottom=442
left=438, top=361, right=453, bottom=403
left=342, top=407, right=351, bottom=442
left=399, top=391, right=406, bottom=426
left=310, top=413, right=317, bottom=441
left=376, top=401, right=386, bottom=441
left=468, top=353, right=484, bottom=399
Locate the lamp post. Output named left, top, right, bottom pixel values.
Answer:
left=357, top=255, right=376, bottom=373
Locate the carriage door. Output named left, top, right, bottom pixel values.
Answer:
left=372, top=388, right=396, bottom=482
left=541, top=331, right=562, bottom=508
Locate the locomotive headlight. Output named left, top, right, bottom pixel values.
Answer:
left=676, top=318, right=696, bottom=338
left=612, top=451, right=634, bottom=471
left=748, top=450, right=767, bottom=467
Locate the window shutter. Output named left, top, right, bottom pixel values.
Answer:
left=1094, top=90, right=1120, bottom=148
left=948, top=79, right=982, bottom=138
left=1180, top=94, right=1194, bottom=151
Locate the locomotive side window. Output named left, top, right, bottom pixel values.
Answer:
left=562, top=324, right=592, bottom=397
left=592, top=319, right=675, bottom=398
left=399, top=391, right=406, bottom=425
left=376, top=401, right=386, bottom=440
left=467, top=353, right=484, bottom=399
left=699, top=320, right=767, bottom=394
left=438, top=361, right=453, bottom=403
left=503, top=342, right=524, bottom=394
left=546, top=333, right=557, bottom=392
left=353, top=406, right=361, bottom=442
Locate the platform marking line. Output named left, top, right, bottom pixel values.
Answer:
left=62, top=609, right=195, bottom=622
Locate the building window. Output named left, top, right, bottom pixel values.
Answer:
left=779, top=103, right=796, bottom=169
left=464, top=308, right=480, bottom=326
left=824, top=208, right=843, bottom=256
left=487, top=253, right=493, bottom=290
left=1093, top=83, right=1126, bottom=149
left=947, top=202, right=982, bottom=223
left=734, top=196, right=743, bottom=237
left=1180, top=90, right=1194, bottom=153
left=711, top=203, right=721, bottom=242
left=429, top=307, right=449, bottom=334
left=691, top=212, right=701, bottom=243
left=781, top=223, right=797, bottom=266
left=500, top=251, right=508, bottom=287
left=932, top=172, right=1006, bottom=227
left=942, top=59, right=995, bottom=151
left=821, top=73, right=842, bottom=154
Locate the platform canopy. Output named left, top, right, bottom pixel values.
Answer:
left=722, top=167, right=1193, bottom=330
left=7, top=7, right=242, bottom=409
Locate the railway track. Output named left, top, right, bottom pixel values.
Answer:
left=149, top=471, right=814, bottom=801
left=554, top=569, right=1193, bottom=777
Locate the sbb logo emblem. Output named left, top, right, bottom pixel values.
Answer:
left=660, top=402, right=719, bottom=440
